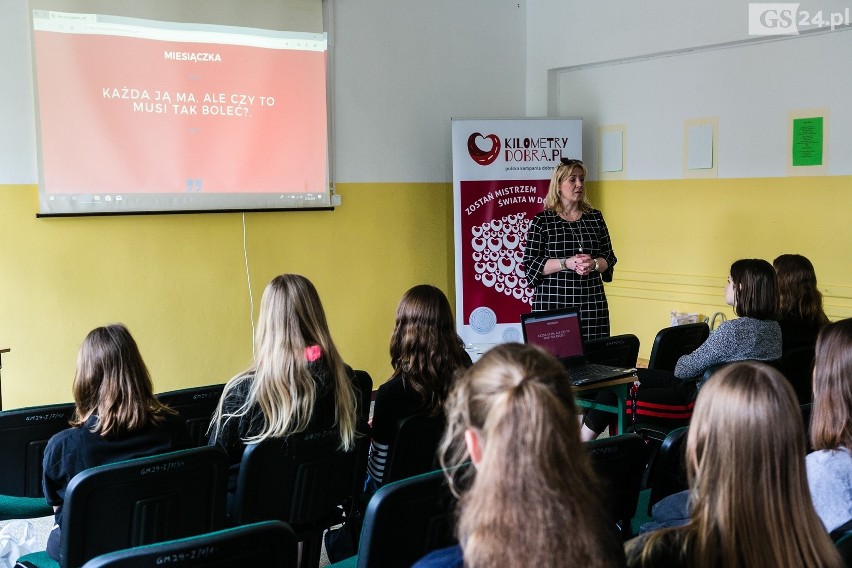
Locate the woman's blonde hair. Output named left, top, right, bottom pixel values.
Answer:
left=543, top=159, right=592, bottom=214
left=810, top=318, right=852, bottom=451
left=439, top=342, right=623, bottom=568
left=638, top=361, right=842, bottom=568
left=211, top=274, right=358, bottom=450
left=71, top=324, right=174, bottom=437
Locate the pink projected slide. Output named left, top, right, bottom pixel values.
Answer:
left=524, top=315, right=583, bottom=359
left=33, top=29, right=327, bottom=196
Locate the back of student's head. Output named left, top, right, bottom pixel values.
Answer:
left=773, top=253, right=829, bottom=327
left=72, top=324, right=171, bottom=437
left=679, top=361, right=840, bottom=568
left=240, top=274, right=357, bottom=449
left=810, top=318, right=852, bottom=451
left=729, top=258, right=778, bottom=319
left=440, top=343, right=622, bottom=568
left=389, top=284, right=470, bottom=414
left=256, top=273, right=331, bottom=359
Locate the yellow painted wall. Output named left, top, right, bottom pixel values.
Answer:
left=595, top=176, right=852, bottom=360
left=0, top=182, right=455, bottom=409
left=2, top=176, right=850, bottom=407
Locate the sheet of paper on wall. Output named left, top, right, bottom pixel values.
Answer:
left=792, top=117, right=824, bottom=166
left=687, top=124, right=714, bottom=169
left=601, top=130, right=623, bottom=172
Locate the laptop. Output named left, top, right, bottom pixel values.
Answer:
left=520, top=307, right=637, bottom=386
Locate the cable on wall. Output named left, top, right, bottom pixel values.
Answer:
left=242, top=212, right=256, bottom=358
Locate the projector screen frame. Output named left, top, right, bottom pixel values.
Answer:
left=29, top=0, right=338, bottom=218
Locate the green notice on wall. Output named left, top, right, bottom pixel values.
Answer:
left=792, top=117, right=824, bottom=167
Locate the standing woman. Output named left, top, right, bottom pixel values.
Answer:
left=807, top=318, right=852, bottom=533
left=625, top=362, right=843, bottom=568
left=413, top=343, right=625, bottom=568
left=208, top=274, right=359, bottom=492
left=523, top=158, right=617, bottom=340
left=365, top=284, right=472, bottom=491
left=774, top=253, right=830, bottom=351
left=43, top=324, right=191, bottom=562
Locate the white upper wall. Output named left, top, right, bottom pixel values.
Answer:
left=0, top=1, right=37, bottom=183
left=526, top=0, right=852, bottom=179
left=526, top=0, right=852, bottom=115
left=332, top=0, right=527, bottom=183
left=1, top=0, right=527, bottom=185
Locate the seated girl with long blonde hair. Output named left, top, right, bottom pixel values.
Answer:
left=208, top=274, right=359, bottom=492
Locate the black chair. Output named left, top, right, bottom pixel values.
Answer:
left=156, top=384, right=225, bottom=447
left=351, top=370, right=374, bottom=497
left=800, top=403, right=813, bottom=451
left=0, top=402, right=74, bottom=497
left=585, top=433, right=647, bottom=539
left=628, top=323, right=710, bottom=435
left=352, top=370, right=374, bottom=424
left=231, top=427, right=365, bottom=568
left=382, top=412, right=445, bottom=485
left=79, top=521, right=297, bottom=568
left=780, top=346, right=815, bottom=405
left=584, top=334, right=640, bottom=368
left=340, top=468, right=457, bottom=568
left=16, top=446, right=228, bottom=568
left=643, top=426, right=689, bottom=514
left=0, top=402, right=74, bottom=520
left=647, top=323, right=710, bottom=372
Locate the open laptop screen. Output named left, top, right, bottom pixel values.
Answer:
left=520, top=308, right=584, bottom=362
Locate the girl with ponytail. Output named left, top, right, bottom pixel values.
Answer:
left=414, top=342, right=625, bottom=568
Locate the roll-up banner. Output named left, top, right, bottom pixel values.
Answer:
left=452, top=118, right=582, bottom=347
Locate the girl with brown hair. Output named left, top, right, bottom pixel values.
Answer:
left=774, top=253, right=830, bottom=350
left=626, top=361, right=842, bottom=568
left=413, top=343, right=625, bottom=568
left=365, top=284, right=471, bottom=490
left=582, top=258, right=782, bottom=440
left=807, top=318, right=852, bottom=533
left=42, top=324, right=191, bottom=561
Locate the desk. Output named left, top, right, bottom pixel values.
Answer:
left=466, top=344, right=636, bottom=433
left=0, top=348, right=8, bottom=411
left=573, top=374, right=637, bottom=434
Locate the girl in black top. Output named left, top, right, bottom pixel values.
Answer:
left=365, top=285, right=471, bottom=490
left=42, top=324, right=190, bottom=562
left=208, top=274, right=359, bottom=495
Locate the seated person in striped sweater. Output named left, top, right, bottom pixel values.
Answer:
left=364, top=284, right=471, bottom=492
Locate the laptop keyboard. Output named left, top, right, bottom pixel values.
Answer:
left=568, top=364, right=632, bottom=385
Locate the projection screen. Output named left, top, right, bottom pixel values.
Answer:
left=29, top=0, right=332, bottom=216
